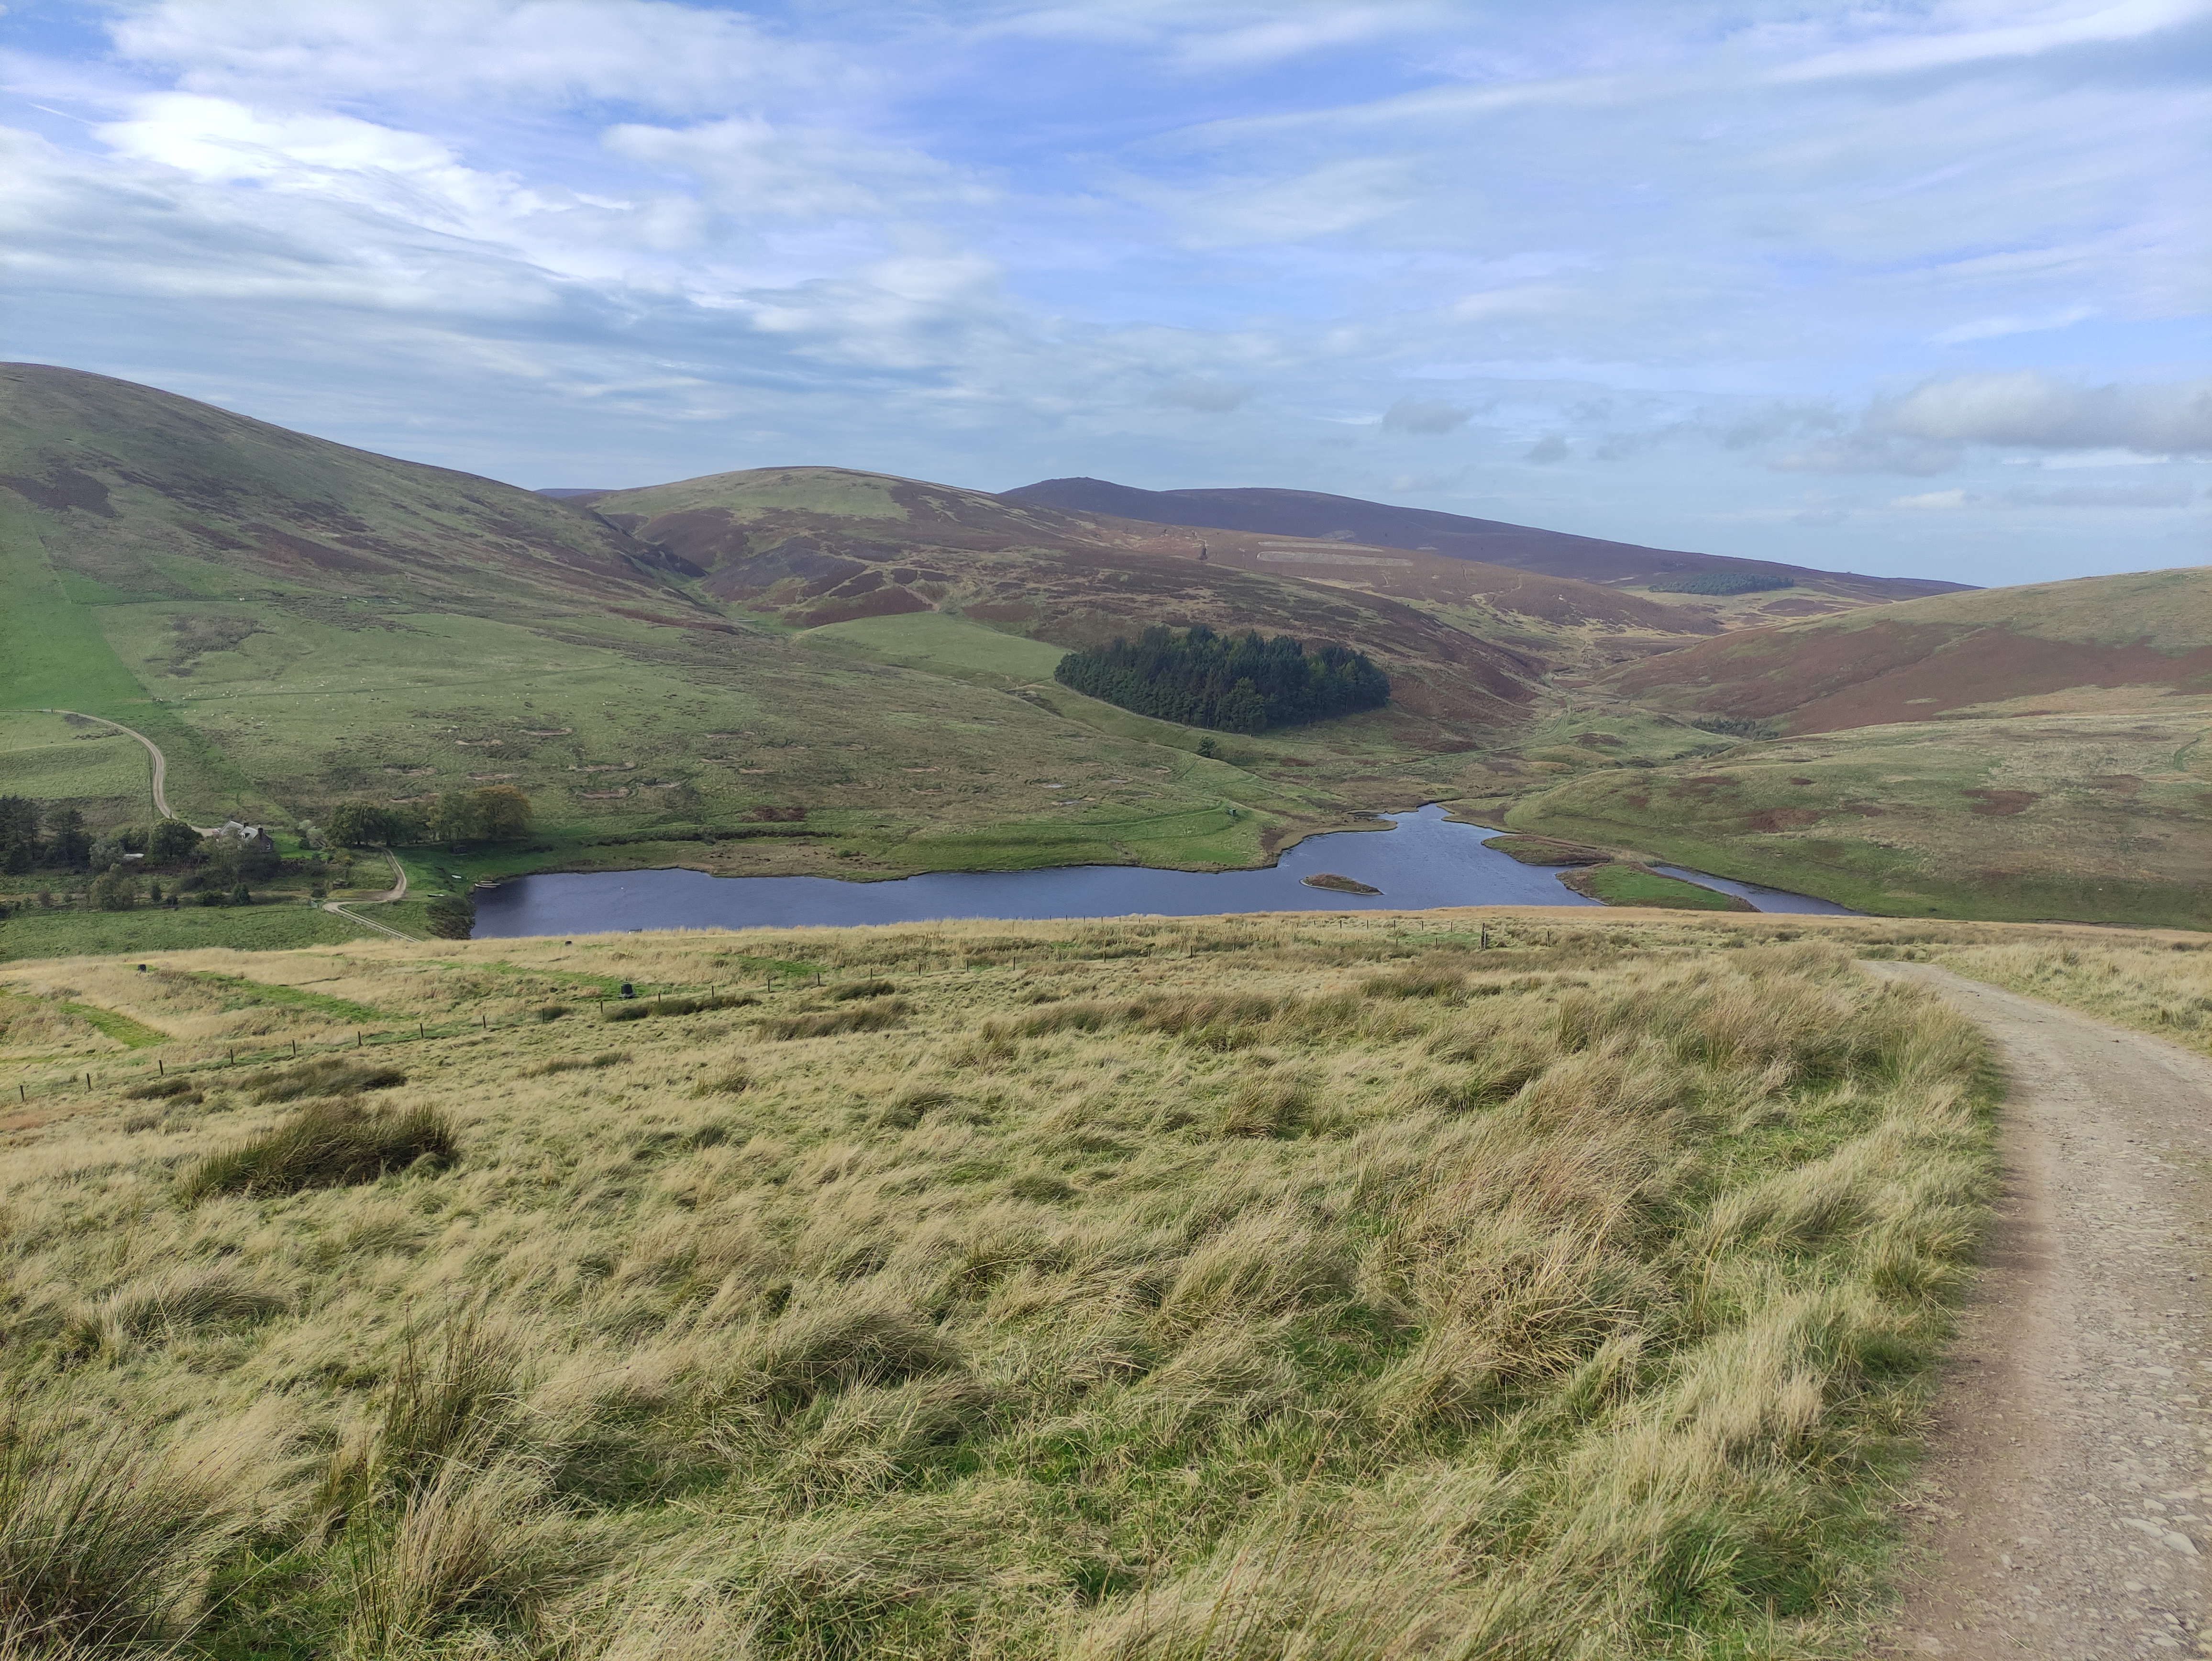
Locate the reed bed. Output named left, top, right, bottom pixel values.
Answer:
left=0, top=913, right=1998, bottom=1657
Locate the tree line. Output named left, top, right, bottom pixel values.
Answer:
left=324, top=785, right=531, bottom=849
left=1052, top=625, right=1390, bottom=733
left=0, top=797, right=279, bottom=913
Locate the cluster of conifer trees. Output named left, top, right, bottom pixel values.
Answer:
left=1052, top=625, right=1389, bottom=733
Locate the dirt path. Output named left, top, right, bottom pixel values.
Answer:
left=45, top=708, right=185, bottom=824
left=1866, top=962, right=2212, bottom=1659
left=324, top=852, right=414, bottom=940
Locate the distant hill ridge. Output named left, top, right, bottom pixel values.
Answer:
left=1002, top=476, right=1969, bottom=602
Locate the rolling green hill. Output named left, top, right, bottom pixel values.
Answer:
left=0, top=367, right=1611, bottom=956
left=1504, top=567, right=2212, bottom=927
left=13, top=362, right=2196, bottom=945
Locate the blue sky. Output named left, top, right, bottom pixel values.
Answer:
left=2, top=0, right=2206, bottom=585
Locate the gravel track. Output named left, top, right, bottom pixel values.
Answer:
left=1868, top=962, right=2212, bottom=1659
left=44, top=706, right=183, bottom=823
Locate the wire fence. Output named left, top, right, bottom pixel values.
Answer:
left=4, top=969, right=845, bottom=1109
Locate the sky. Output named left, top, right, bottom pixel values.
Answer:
left=2, top=1, right=2207, bottom=586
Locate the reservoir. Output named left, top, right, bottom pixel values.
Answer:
left=473, top=805, right=1855, bottom=936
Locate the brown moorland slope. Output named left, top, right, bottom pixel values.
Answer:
left=581, top=467, right=1557, bottom=727
left=1608, top=565, right=2212, bottom=733
left=1006, top=476, right=1968, bottom=602
left=1504, top=568, right=2212, bottom=927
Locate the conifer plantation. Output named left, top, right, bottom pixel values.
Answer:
left=1053, top=627, right=1391, bottom=733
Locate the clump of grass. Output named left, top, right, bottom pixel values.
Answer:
left=339, top=1456, right=577, bottom=1655
left=374, top=1317, right=520, bottom=1484
left=179, top=1098, right=457, bottom=1202
left=241, top=1056, right=407, bottom=1104
left=605, top=991, right=758, bottom=1023
left=827, top=978, right=898, bottom=1002
left=721, top=1300, right=965, bottom=1415
left=1361, top=967, right=1464, bottom=999
left=873, top=1085, right=955, bottom=1129
left=122, top=1075, right=200, bottom=1102
left=535, top=1003, right=569, bottom=1022
left=64, top=1266, right=289, bottom=1358
left=692, top=1068, right=751, bottom=1097
left=757, top=997, right=910, bottom=1041
left=0, top=1412, right=255, bottom=1649
left=522, top=1052, right=629, bottom=1078
left=1217, top=1076, right=1311, bottom=1138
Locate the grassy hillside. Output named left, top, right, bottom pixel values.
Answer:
left=0, top=911, right=1997, bottom=1658
left=1608, top=565, right=2212, bottom=734
left=1493, top=568, right=2212, bottom=927
left=2, top=370, right=1601, bottom=939
left=18, top=363, right=2196, bottom=946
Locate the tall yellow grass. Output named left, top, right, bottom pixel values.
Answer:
left=1913, top=936, right=2212, bottom=1057
left=0, top=914, right=1997, bottom=1657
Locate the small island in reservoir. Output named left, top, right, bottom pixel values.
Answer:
left=1301, top=872, right=1381, bottom=895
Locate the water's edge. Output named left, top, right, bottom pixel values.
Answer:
left=474, top=806, right=1856, bottom=937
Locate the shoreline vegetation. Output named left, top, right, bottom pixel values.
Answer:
left=0, top=910, right=2010, bottom=1658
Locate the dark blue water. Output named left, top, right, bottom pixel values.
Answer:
left=1650, top=866, right=1859, bottom=916
left=473, top=806, right=1853, bottom=936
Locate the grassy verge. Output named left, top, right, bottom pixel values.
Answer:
left=59, top=1001, right=170, bottom=1048
left=0, top=913, right=1995, bottom=1658
left=1891, top=937, right=2212, bottom=1061
left=1565, top=864, right=1756, bottom=911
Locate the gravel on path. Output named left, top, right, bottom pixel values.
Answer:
left=1868, top=962, right=2212, bottom=1660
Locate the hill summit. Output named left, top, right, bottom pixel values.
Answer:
left=1004, top=476, right=1968, bottom=602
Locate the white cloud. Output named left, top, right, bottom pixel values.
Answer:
left=605, top=118, right=988, bottom=221
left=1890, top=488, right=1971, bottom=509
left=1523, top=433, right=1569, bottom=464
left=1872, top=371, right=2212, bottom=455
left=1773, top=435, right=1963, bottom=476
left=1776, top=0, right=2212, bottom=81
left=2010, top=478, right=2198, bottom=506
left=107, top=0, right=840, bottom=114
left=1933, top=304, right=2097, bottom=344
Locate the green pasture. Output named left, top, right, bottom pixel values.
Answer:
left=800, top=610, right=1070, bottom=684
left=0, top=902, right=368, bottom=962
left=1576, top=864, right=1751, bottom=911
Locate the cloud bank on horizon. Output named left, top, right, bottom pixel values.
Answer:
left=1, top=0, right=2205, bottom=585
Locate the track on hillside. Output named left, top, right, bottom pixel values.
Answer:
left=1866, top=963, right=2211, bottom=1658
left=44, top=707, right=185, bottom=824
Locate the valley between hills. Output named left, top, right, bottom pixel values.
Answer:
left=3, top=360, right=2208, bottom=962
left=6, top=362, right=2212, bottom=1661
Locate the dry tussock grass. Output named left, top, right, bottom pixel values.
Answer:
left=0, top=912, right=2002, bottom=1657
left=1916, top=936, right=2212, bottom=1056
